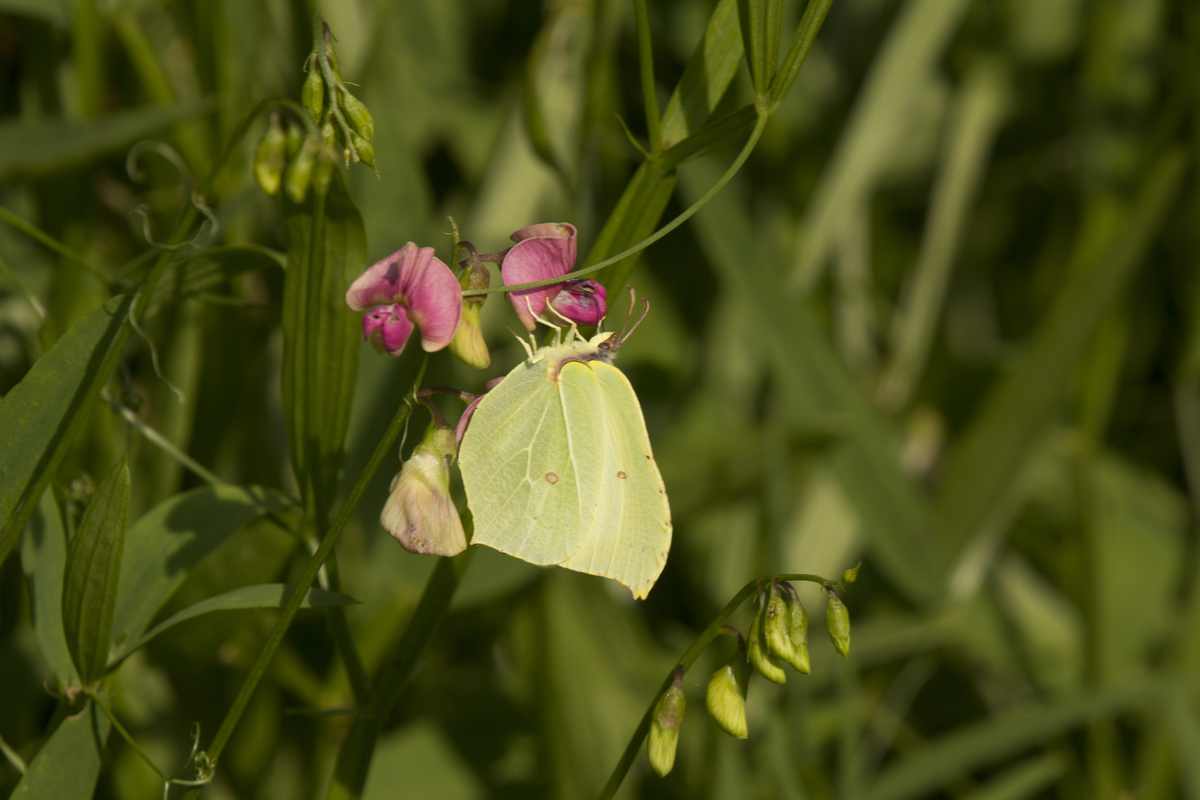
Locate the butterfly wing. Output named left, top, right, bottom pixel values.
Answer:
left=558, top=361, right=672, bottom=599
left=459, top=359, right=600, bottom=565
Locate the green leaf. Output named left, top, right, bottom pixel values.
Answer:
left=931, top=150, right=1187, bottom=569
left=661, top=0, right=744, bottom=148
left=958, top=754, right=1069, bottom=800
left=61, top=459, right=130, bottom=685
left=0, top=295, right=132, bottom=570
left=0, top=102, right=211, bottom=182
left=109, top=484, right=293, bottom=661
left=123, top=583, right=358, bottom=654
left=281, top=169, right=365, bottom=518
left=19, top=490, right=76, bottom=688
left=680, top=161, right=938, bottom=603
left=0, top=0, right=68, bottom=27
left=863, top=685, right=1153, bottom=800
left=9, top=701, right=110, bottom=799
left=590, top=161, right=677, bottom=302
left=143, top=244, right=287, bottom=313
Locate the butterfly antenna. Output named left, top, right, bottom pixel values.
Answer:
left=617, top=290, right=651, bottom=346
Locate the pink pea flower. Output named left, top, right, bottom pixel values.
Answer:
left=501, top=222, right=607, bottom=330
left=345, top=243, right=462, bottom=356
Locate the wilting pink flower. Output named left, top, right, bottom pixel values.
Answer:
left=501, top=222, right=607, bottom=330
left=346, top=243, right=462, bottom=356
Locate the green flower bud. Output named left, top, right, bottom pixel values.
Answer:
left=764, top=581, right=797, bottom=664
left=302, top=59, right=324, bottom=123
left=705, top=658, right=749, bottom=739
left=341, top=90, right=374, bottom=140
left=785, top=596, right=810, bottom=675
left=321, top=118, right=338, bottom=148
left=285, top=137, right=319, bottom=204
left=826, top=587, right=851, bottom=658
left=748, top=588, right=786, bottom=684
left=313, top=146, right=338, bottom=197
left=284, top=120, right=304, bottom=158
left=648, top=668, right=686, bottom=777
left=252, top=113, right=287, bottom=196
left=351, top=133, right=376, bottom=170
left=842, top=562, right=862, bottom=584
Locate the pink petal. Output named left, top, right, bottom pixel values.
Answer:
left=363, top=304, right=415, bottom=356
left=346, top=243, right=422, bottom=311
left=346, top=243, right=463, bottom=352
left=548, top=279, right=607, bottom=326
left=502, top=223, right=577, bottom=331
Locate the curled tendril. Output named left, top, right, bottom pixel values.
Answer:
left=128, top=300, right=186, bottom=404
left=126, top=141, right=219, bottom=251
left=162, top=724, right=215, bottom=797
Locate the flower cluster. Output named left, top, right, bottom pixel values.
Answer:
left=343, top=221, right=607, bottom=557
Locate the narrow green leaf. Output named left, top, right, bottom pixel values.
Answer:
left=142, top=244, right=287, bottom=313
left=19, top=490, right=76, bottom=688
left=589, top=161, right=677, bottom=301
left=61, top=459, right=130, bottom=684
left=0, top=102, right=211, bottom=181
left=109, top=484, right=293, bottom=659
left=281, top=169, right=365, bottom=516
left=932, top=150, right=1187, bottom=568
left=0, top=295, right=133, bottom=570
left=680, top=161, right=938, bottom=603
left=9, top=701, right=110, bottom=799
left=791, top=0, right=973, bottom=289
left=863, top=685, right=1154, bottom=800
left=123, top=583, right=358, bottom=655
left=738, top=0, right=769, bottom=98
left=661, top=0, right=744, bottom=148
left=958, top=754, right=1069, bottom=800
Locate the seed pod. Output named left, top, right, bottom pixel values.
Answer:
left=748, top=588, right=786, bottom=683
left=785, top=596, right=810, bottom=674
left=764, top=581, right=797, bottom=663
left=302, top=59, right=324, bottom=123
left=321, top=118, right=338, bottom=148
left=648, top=668, right=686, bottom=777
left=826, top=587, right=851, bottom=658
left=285, top=137, right=319, bottom=204
left=706, top=659, right=749, bottom=739
left=341, top=90, right=374, bottom=140
left=352, top=133, right=376, bottom=170
left=252, top=113, right=286, bottom=196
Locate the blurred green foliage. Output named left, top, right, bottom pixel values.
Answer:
left=1, top=0, right=1199, bottom=798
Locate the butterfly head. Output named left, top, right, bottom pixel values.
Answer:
left=594, top=287, right=650, bottom=362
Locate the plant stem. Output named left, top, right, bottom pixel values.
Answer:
left=462, top=112, right=770, bottom=297
left=185, top=358, right=426, bottom=790
left=596, top=571, right=840, bottom=800
left=325, top=549, right=475, bottom=800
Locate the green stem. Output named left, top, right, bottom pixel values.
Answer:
left=595, top=571, right=841, bottom=800
left=325, top=550, right=475, bottom=800
left=193, top=357, right=426, bottom=778
left=87, top=691, right=171, bottom=783
left=632, top=0, right=662, bottom=156
left=463, top=113, right=769, bottom=297
left=322, top=548, right=371, bottom=707
left=0, top=206, right=110, bottom=287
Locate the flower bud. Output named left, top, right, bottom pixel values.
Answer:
left=313, top=146, right=338, bottom=197
left=842, top=562, right=862, bottom=584
left=341, top=90, right=374, bottom=140
left=252, top=113, right=287, bottom=196
left=764, top=581, right=797, bottom=664
left=381, top=422, right=466, bottom=556
left=826, top=587, right=850, bottom=658
left=706, top=657, right=750, bottom=739
left=321, top=118, right=338, bottom=148
left=302, top=59, right=324, bottom=123
left=748, top=589, right=786, bottom=684
left=448, top=264, right=491, bottom=369
left=285, top=137, right=319, bottom=204
left=285, top=120, right=305, bottom=158
left=648, top=667, right=686, bottom=777
left=351, top=133, right=376, bottom=170
left=785, top=596, right=810, bottom=675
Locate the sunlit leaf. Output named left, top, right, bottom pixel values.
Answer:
left=9, top=701, right=110, bottom=799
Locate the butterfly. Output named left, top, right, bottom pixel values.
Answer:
left=457, top=300, right=672, bottom=599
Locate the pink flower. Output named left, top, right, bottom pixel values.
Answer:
left=345, top=243, right=462, bottom=356
left=501, top=222, right=607, bottom=330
